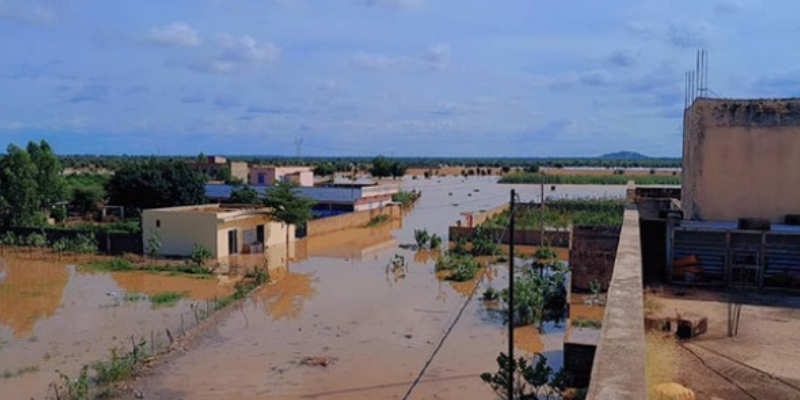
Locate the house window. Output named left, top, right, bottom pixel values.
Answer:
left=156, top=219, right=161, bottom=228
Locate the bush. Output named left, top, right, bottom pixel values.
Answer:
left=190, top=243, right=213, bottom=266
left=429, top=234, right=443, bottom=250
left=436, top=253, right=481, bottom=282
left=414, top=229, right=430, bottom=248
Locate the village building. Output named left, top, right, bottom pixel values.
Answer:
left=141, top=204, right=294, bottom=260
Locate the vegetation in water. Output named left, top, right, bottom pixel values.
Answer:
left=498, top=172, right=680, bottom=185
left=572, top=318, right=602, bottom=329
left=436, top=253, right=481, bottom=282
left=414, top=229, right=430, bottom=248
left=82, top=258, right=214, bottom=277
left=480, top=353, right=573, bottom=400
left=189, top=243, right=213, bottom=267
left=495, top=262, right=569, bottom=327
left=392, top=190, right=421, bottom=207
left=149, top=291, right=186, bottom=308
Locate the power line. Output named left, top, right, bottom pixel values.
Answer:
left=400, top=213, right=513, bottom=400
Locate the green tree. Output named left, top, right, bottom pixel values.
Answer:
left=369, top=156, right=393, bottom=179
left=27, top=140, right=67, bottom=210
left=218, top=165, right=232, bottom=182
left=230, top=185, right=261, bottom=204
left=70, top=184, right=106, bottom=215
left=0, top=144, right=42, bottom=227
left=107, top=160, right=206, bottom=212
left=390, top=161, right=407, bottom=180
left=313, top=162, right=336, bottom=177
left=263, top=181, right=316, bottom=260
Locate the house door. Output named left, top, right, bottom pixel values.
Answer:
left=256, top=225, right=265, bottom=244
left=228, top=229, right=239, bottom=255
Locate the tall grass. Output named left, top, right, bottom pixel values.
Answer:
left=499, top=172, right=680, bottom=185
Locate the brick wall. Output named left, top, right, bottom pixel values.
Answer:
left=570, top=226, right=621, bottom=292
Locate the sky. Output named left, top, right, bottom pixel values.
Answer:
left=0, top=0, right=798, bottom=157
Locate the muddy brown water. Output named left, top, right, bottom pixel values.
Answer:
left=121, top=177, right=621, bottom=400
left=0, top=251, right=235, bottom=400
left=0, top=177, right=621, bottom=400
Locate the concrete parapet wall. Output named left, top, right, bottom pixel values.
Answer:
left=306, top=205, right=401, bottom=237
left=587, top=207, right=647, bottom=400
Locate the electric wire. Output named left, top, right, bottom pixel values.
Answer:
left=399, top=215, right=513, bottom=400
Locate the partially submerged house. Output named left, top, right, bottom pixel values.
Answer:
left=141, top=204, right=294, bottom=260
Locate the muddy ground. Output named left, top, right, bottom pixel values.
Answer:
left=647, top=286, right=800, bottom=400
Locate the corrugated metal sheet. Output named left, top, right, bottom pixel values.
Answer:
left=674, top=230, right=727, bottom=282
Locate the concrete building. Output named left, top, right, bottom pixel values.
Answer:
left=683, top=98, right=800, bottom=223
left=141, top=204, right=294, bottom=260
left=188, top=156, right=248, bottom=182
left=249, top=166, right=314, bottom=187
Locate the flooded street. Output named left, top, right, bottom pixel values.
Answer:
left=124, top=177, right=623, bottom=400
left=0, top=253, right=235, bottom=400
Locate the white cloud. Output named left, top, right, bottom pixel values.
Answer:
left=216, top=34, right=280, bottom=63
left=148, top=22, right=201, bottom=47
left=165, top=34, right=280, bottom=74
left=421, top=44, right=450, bottom=70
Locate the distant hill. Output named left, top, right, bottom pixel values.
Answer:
left=599, top=151, right=649, bottom=159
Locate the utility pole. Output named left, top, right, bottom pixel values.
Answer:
left=541, top=171, right=546, bottom=247
left=508, top=189, right=516, bottom=400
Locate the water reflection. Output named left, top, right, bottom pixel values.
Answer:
left=298, top=219, right=401, bottom=261
left=255, top=270, right=316, bottom=321
left=0, top=253, right=69, bottom=338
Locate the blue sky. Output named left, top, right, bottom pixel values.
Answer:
left=0, top=0, right=798, bottom=157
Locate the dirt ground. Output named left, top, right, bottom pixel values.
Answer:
left=646, top=286, right=800, bottom=400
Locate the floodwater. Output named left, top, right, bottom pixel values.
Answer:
left=0, top=251, right=236, bottom=400
left=124, top=177, right=624, bottom=400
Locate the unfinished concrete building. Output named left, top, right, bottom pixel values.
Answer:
left=667, top=98, right=800, bottom=289
left=682, top=98, right=800, bottom=223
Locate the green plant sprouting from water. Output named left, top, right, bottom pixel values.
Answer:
left=480, top=353, right=572, bottom=400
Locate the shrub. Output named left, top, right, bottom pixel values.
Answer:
left=429, top=234, right=443, bottom=250
left=414, top=229, right=430, bottom=248
left=190, top=243, right=213, bottom=266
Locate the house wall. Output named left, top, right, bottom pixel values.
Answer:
left=142, top=208, right=219, bottom=258
left=229, top=162, right=249, bottom=182
left=249, top=167, right=314, bottom=187
left=684, top=99, right=800, bottom=222
left=306, top=205, right=401, bottom=237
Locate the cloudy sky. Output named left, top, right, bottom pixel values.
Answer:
left=0, top=0, right=796, bottom=157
